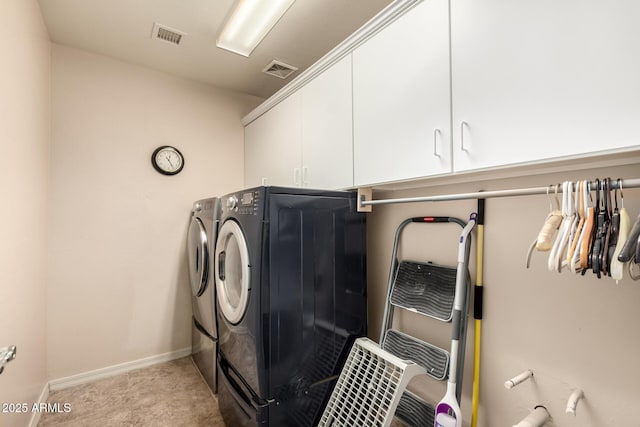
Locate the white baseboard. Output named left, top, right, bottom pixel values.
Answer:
left=28, top=382, right=50, bottom=427
left=49, top=347, right=192, bottom=391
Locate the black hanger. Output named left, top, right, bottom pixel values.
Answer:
left=606, top=179, right=621, bottom=275
left=581, top=180, right=597, bottom=276
left=590, top=179, right=604, bottom=277
left=599, top=178, right=612, bottom=277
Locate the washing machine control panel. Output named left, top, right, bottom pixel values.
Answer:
left=223, top=191, right=259, bottom=215
left=238, top=190, right=260, bottom=215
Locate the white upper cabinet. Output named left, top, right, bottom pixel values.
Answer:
left=246, top=0, right=640, bottom=190
left=451, top=0, right=640, bottom=172
left=244, top=92, right=301, bottom=187
left=301, top=55, right=353, bottom=189
left=244, top=57, right=354, bottom=189
left=353, top=0, right=451, bottom=186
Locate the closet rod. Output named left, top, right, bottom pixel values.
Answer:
left=360, top=177, right=640, bottom=208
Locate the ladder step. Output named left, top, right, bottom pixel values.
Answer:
left=391, top=261, right=457, bottom=322
left=394, top=390, right=435, bottom=427
left=382, top=329, right=449, bottom=381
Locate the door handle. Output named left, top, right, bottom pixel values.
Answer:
left=218, top=251, right=226, bottom=281
left=433, top=128, right=441, bottom=158
left=0, top=346, right=16, bottom=375
left=293, top=168, right=301, bottom=187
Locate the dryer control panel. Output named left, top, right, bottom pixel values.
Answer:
left=222, top=190, right=260, bottom=215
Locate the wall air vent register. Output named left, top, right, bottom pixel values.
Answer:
left=151, top=23, right=186, bottom=46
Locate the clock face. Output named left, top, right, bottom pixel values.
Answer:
left=152, top=146, right=184, bottom=175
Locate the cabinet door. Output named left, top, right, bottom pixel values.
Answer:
left=353, top=0, right=451, bottom=186
left=244, top=93, right=302, bottom=187
left=301, top=55, right=353, bottom=189
left=451, top=0, right=640, bottom=172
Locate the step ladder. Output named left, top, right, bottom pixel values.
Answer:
left=318, top=215, right=475, bottom=427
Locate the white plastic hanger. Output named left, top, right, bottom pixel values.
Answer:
left=570, top=180, right=589, bottom=273
left=548, top=181, right=575, bottom=272
left=565, top=181, right=581, bottom=269
left=537, top=185, right=563, bottom=251
left=526, top=185, right=562, bottom=268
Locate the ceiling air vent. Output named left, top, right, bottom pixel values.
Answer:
left=262, top=60, right=298, bottom=79
left=151, top=23, right=186, bottom=46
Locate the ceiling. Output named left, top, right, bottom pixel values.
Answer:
left=37, top=0, right=393, bottom=99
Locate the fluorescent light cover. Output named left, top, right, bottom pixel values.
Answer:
left=217, top=0, right=295, bottom=57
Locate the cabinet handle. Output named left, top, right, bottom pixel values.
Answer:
left=433, top=129, right=441, bottom=158
left=293, top=168, right=301, bottom=187
left=460, top=121, right=469, bottom=152
left=302, top=167, right=309, bottom=187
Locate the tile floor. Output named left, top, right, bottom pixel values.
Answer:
left=38, top=357, right=225, bottom=426
left=38, top=356, right=409, bottom=426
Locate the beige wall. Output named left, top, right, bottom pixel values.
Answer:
left=47, top=44, right=262, bottom=380
left=0, top=1, right=50, bottom=425
left=367, top=162, right=640, bottom=426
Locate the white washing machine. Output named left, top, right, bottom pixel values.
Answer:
left=187, top=197, right=219, bottom=393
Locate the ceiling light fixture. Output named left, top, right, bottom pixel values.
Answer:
left=216, top=0, right=295, bottom=57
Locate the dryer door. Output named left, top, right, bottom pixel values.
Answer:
left=215, top=220, right=251, bottom=325
left=188, top=217, right=209, bottom=297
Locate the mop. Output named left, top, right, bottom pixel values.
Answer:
left=470, top=199, right=484, bottom=427
left=435, top=217, right=477, bottom=427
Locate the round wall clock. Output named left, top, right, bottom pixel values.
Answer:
left=151, top=145, right=184, bottom=175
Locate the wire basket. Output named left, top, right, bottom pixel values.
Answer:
left=317, top=337, right=425, bottom=427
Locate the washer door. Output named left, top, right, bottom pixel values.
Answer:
left=187, top=217, right=209, bottom=297
left=215, top=220, right=251, bottom=325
